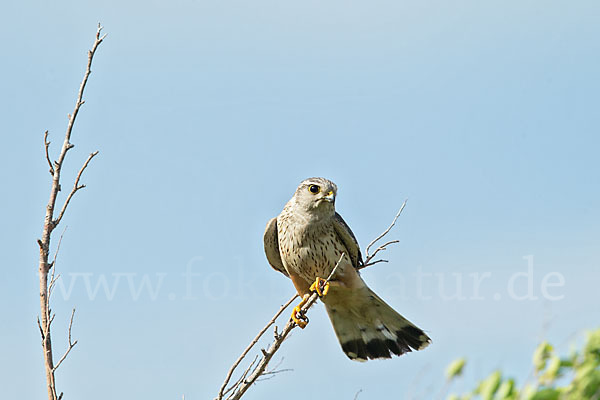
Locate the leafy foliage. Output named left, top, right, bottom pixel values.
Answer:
left=446, top=328, right=600, bottom=400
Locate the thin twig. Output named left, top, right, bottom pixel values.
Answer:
left=53, top=151, right=98, bottom=227
left=361, top=239, right=400, bottom=269
left=257, top=357, right=292, bottom=381
left=223, top=253, right=345, bottom=400
left=361, top=200, right=407, bottom=269
left=57, top=24, right=106, bottom=172
left=222, top=355, right=261, bottom=397
left=48, top=226, right=67, bottom=300
left=216, top=294, right=298, bottom=400
left=365, top=200, right=406, bottom=256
left=52, top=309, right=78, bottom=372
left=44, top=131, right=54, bottom=176
left=255, top=368, right=293, bottom=382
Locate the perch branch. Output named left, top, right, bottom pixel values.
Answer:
left=217, top=253, right=346, bottom=400
left=216, top=294, right=298, bottom=400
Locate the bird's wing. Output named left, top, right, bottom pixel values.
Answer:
left=263, top=217, right=289, bottom=277
left=332, top=212, right=364, bottom=269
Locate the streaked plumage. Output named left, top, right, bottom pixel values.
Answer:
left=264, top=177, right=431, bottom=361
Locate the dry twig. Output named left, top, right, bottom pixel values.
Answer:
left=52, top=309, right=78, bottom=372
left=216, top=253, right=346, bottom=400
left=36, top=23, right=105, bottom=400
left=360, top=200, right=407, bottom=269
left=216, top=294, right=298, bottom=399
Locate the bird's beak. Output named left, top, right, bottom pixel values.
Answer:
left=323, top=191, right=335, bottom=202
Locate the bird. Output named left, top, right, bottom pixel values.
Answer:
left=263, top=177, right=431, bottom=361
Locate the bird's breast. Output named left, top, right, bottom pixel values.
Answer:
left=278, top=221, right=347, bottom=281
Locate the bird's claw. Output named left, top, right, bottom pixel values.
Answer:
left=310, top=277, right=330, bottom=297
left=291, top=305, right=308, bottom=329
left=291, top=294, right=310, bottom=328
left=290, top=278, right=329, bottom=329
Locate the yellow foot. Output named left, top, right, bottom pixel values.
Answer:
left=309, top=277, right=330, bottom=297
left=291, top=294, right=310, bottom=328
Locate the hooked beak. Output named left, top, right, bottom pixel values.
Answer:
left=322, top=191, right=335, bottom=202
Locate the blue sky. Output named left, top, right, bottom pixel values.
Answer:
left=1, top=1, right=599, bottom=399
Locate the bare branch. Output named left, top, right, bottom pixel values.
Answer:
left=232, top=355, right=259, bottom=394
left=44, top=131, right=54, bottom=176
left=221, top=254, right=345, bottom=400
left=56, top=24, right=105, bottom=173
left=52, top=309, right=78, bottom=372
left=53, top=151, right=98, bottom=227
left=51, top=226, right=67, bottom=268
left=48, top=274, right=61, bottom=302
left=223, top=354, right=265, bottom=398
left=361, top=259, right=389, bottom=268
left=216, top=294, right=298, bottom=399
left=361, top=239, right=400, bottom=269
left=360, top=200, right=407, bottom=269
left=255, top=368, right=293, bottom=382
left=37, top=25, right=105, bottom=400
left=365, top=199, right=407, bottom=258
left=48, top=227, right=67, bottom=300
left=257, top=357, right=292, bottom=382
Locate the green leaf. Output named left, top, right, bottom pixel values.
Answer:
left=540, top=356, right=561, bottom=385
left=446, top=358, right=467, bottom=380
left=533, top=341, right=554, bottom=373
left=477, top=370, right=501, bottom=400
left=529, top=388, right=560, bottom=400
left=521, top=384, right=537, bottom=400
left=495, top=378, right=515, bottom=399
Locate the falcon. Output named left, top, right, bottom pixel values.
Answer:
left=263, top=177, right=431, bottom=361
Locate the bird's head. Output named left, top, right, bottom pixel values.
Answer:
left=292, top=177, right=338, bottom=217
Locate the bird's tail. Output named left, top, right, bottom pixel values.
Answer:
left=323, top=284, right=431, bottom=361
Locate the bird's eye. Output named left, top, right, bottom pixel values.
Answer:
left=308, top=184, right=321, bottom=194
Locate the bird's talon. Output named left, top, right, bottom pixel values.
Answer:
left=291, top=306, right=308, bottom=328
left=291, top=294, right=310, bottom=328
left=310, top=277, right=330, bottom=297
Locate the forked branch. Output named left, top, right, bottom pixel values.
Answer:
left=52, top=309, right=78, bottom=372
left=361, top=199, right=407, bottom=269
left=54, top=151, right=99, bottom=227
